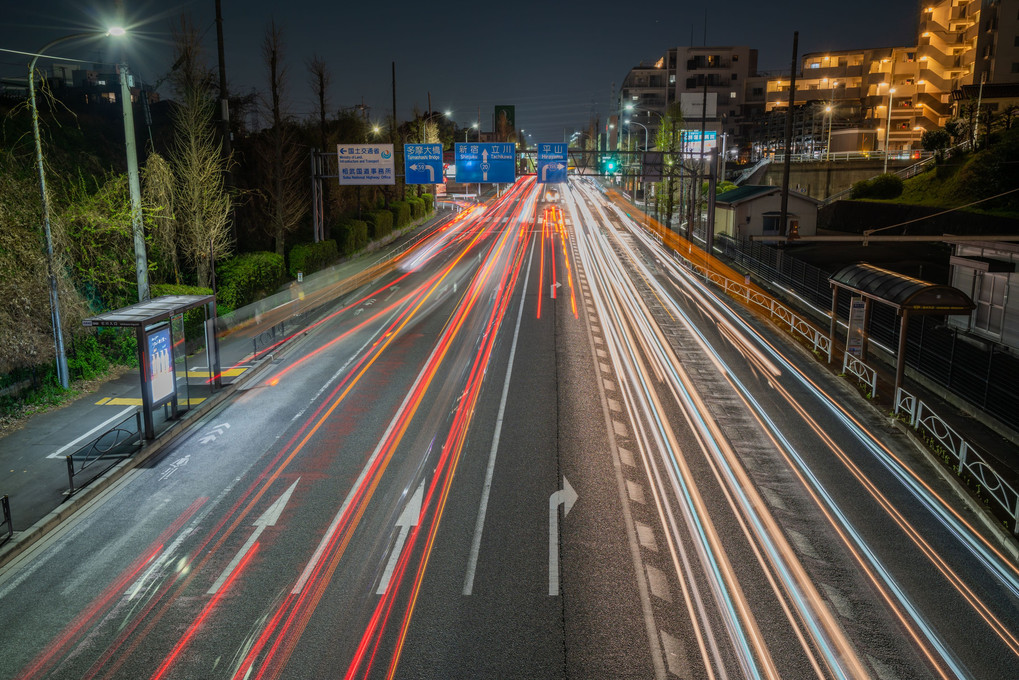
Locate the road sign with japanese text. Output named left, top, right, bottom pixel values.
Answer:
left=404, top=143, right=443, bottom=184
left=536, top=143, right=567, bottom=183
left=337, top=144, right=395, bottom=185
left=455, top=143, right=516, bottom=184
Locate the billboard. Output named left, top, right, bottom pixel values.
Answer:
left=146, top=325, right=175, bottom=407
left=681, top=130, right=718, bottom=155
left=337, top=144, right=395, bottom=185
left=494, top=105, right=515, bottom=142
left=680, top=92, right=717, bottom=120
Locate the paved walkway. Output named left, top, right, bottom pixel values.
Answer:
left=0, top=211, right=452, bottom=548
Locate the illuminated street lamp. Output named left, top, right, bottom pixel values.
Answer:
left=464, top=122, right=478, bottom=142
left=420, top=109, right=450, bottom=143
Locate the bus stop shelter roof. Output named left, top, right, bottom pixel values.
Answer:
left=828, top=264, right=974, bottom=315
left=82, top=295, right=215, bottom=328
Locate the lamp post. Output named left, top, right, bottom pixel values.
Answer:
left=117, top=59, right=149, bottom=302
left=28, top=30, right=124, bottom=388
left=420, top=109, right=451, bottom=143
left=883, top=86, right=896, bottom=174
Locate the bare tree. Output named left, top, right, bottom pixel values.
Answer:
left=168, top=17, right=233, bottom=288
left=258, top=21, right=306, bottom=257
left=307, top=53, right=331, bottom=151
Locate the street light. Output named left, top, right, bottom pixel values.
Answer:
left=464, top=122, right=478, bottom=142
left=420, top=109, right=451, bottom=143
left=626, top=119, right=650, bottom=151
left=883, top=85, right=896, bottom=174
left=28, top=29, right=128, bottom=388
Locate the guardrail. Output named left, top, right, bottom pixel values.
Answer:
left=842, top=352, right=878, bottom=398
left=895, top=387, right=1019, bottom=536
left=678, top=256, right=833, bottom=363
left=66, top=408, right=143, bottom=496
left=1, top=495, right=11, bottom=545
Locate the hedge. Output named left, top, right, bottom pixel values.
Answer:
left=288, top=240, right=339, bottom=278
left=407, top=197, right=425, bottom=219
left=216, top=252, right=285, bottom=310
left=422, top=193, right=434, bottom=213
left=388, top=201, right=412, bottom=228
left=335, top=219, right=369, bottom=255
left=850, top=173, right=904, bottom=200
left=366, top=210, right=394, bottom=240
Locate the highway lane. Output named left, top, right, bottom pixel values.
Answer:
left=2, top=173, right=1017, bottom=680
left=0, top=178, right=663, bottom=679
left=561, top=178, right=1019, bottom=679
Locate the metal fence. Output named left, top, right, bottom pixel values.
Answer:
left=719, top=235, right=1019, bottom=433
left=66, top=408, right=144, bottom=496
left=895, top=387, right=1019, bottom=535
left=1, top=495, right=11, bottom=545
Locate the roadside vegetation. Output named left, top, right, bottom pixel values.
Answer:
left=851, top=124, right=1019, bottom=218
left=0, top=16, right=439, bottom=423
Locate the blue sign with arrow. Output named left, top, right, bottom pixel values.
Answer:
left=404, top=143, right=444, bottom=185
left=536, top=143, right=568, bottom=184
left=455, top=143, right=516, bottom=184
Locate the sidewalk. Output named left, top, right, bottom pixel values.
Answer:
left=0, top=210, right=453, bottom=557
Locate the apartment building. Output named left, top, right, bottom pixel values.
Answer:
left=618, top=46, right=757, bottom=154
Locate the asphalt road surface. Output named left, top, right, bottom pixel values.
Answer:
left=1, top=177, right=1017, bottom=679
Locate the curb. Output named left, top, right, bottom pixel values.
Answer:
left=0, top=331, right=305, bottom=572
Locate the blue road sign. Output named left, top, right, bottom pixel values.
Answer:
left=536, top=143, right=568, bottom=184
left=455, top=143, right=516, bottom=184
left=404, top=144, right=444, bottom=185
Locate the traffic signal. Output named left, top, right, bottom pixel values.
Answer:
left=600, top=154, right=619, bottom=175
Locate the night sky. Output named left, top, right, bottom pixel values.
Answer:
left=2, top=1, right=918, bottom=143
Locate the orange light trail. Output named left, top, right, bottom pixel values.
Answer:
left=230, top=189, right=530, bottom=680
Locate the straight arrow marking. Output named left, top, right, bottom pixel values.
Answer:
left=207, top=479, right=299, bottom=595
left=377, top=480, right=425, bottom=595
left=548, top=476, right=577, bottom=596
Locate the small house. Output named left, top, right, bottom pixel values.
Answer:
left=714, top=185, right=820, bottom=240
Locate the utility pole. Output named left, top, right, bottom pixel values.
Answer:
left=119, top=63, right=149, bottom=301
left=779, top=31, right=798, bottom=238
left=215, top=0, right=235, bottom=241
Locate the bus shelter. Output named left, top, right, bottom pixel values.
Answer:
left=828, top=264, right=974, bottom=395
left=83, top=295, right=220, bottom=440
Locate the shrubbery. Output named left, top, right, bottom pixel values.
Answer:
left=334, top=219, right=369, bottom=255
left=422, top=193, right=434, bottom=213
left=388, top=201, right=412, bottom=228
left=366, top=210, right=394, bottom=240
left=850, top=173, right=904, bottom=200
left=215, top=252, right=285, bottom=310
left=288, top=240, right=339, bottom=278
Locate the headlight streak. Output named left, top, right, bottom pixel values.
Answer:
left=565, top=186, right=774, bottom=679
left=573, top=184, right=896, bottom=679
left=623, top=215, right=1019, bottom=660
left=603, top=199, right=1004, bottom=677
left=614, top=196, right=1019, bottom=594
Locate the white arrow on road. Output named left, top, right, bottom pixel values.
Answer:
left=549, top=476, right=577, bottom=596
left=550, top=281, right=562, bottom=299
left=207, top=479, right=299, bottom=595
left=199, top=422, right=231, bottom=445
left=377, top=481, right=425, bottom=595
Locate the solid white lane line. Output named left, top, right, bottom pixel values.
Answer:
left=462, top=234, right=536, bottom=596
